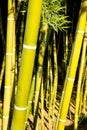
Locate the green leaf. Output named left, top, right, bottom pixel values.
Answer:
left=41, top=0, right=70, bottom=31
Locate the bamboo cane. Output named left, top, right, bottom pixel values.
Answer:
left=34, top=23, right=48, bottom=115
left=25, top=74, right=36, bottom=127
left=16, top=1, right=26, bottom=76
left=64, top=2, right=68, bottom=68
left=11, top=0, right=43, bottom=129
left=74, top=32, right=87, bottom=130
left=48, top=56, right=53, bottom=129
left=2, top=0, right=15, bottom=129
left=56, top=1, right=87, bottom=130
left=79, top=69, right=86, bottom=115
left=33, top=23, right=48, bottom=130
left=52, top=31, right=58, bottom=122
left=41, top=78, right=44, bottom=130
left=0, top=57, right=5, bottom=91
left=83, top=67, right=87, bottom=114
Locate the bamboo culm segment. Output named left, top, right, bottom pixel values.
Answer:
left=2, top=0, right=15, bottom=129
left=56, top=1, right=87, bottom=130
left=74, top=23, right=87, bottom=130
left=11, top=0, right=43, bottom=130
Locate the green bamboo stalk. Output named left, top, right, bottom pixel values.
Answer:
left=33, top=23, right=48, bottom=130
left=2, top=0, right=15, bottom=129
left=11, top=0, right=16, bottom=92
left=16, top=1, right=26, bottom=76
left=34, top=23, right=48, bottom=114
left=52, top=31, right=58, bottom=122
left=55, top=57, right=71, bottom=130
left=41, top=78, right=44, bottom=130
left=74, top=32, right=87, bottom=130
left=0, top=2, right=5, bottom=54
left=83, top=67, right=87, bottom=114
left=64, top=2, right=68, bottom=68
left=0, top=57, right=5, bottom=91
left=79, top=70, right=86, bottom=115
left=56, top=1, right=87, bottom=130
left=25, top=74, right=36, bottom=127
left=45, top=27, right=53, bottom=109
left=45, top=56, right=50, bottom=108
left=9, top=7, right=16, bottom=126
left=48, top=57, right=53, bottom=129
left=11, top=0, right=43, bottom=129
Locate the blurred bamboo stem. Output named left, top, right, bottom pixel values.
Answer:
left=74, top=31, right=87, bottom=130
left=56, top=1, right=87, bottom=129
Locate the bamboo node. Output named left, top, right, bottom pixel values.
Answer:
left=7, top=18, right=15, bottom=21
left=59, top=118, right=66, bottom=123
left=28, top=100, right=32, bottom=103
left=77, top=30, right=84, bottom=34
left=68, top=78, right=75, bottom=82
left=6, top=53, right=13, bottom=56
left=23, top=44, right=37, bottom=50
left=5, top=86, right=12, bottom=89
left=14, top=105, right=27, bottom=111
left=3, top=116, right=9, bottom=119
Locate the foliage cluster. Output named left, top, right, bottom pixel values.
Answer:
left=42, top=0, right=69, bottom=31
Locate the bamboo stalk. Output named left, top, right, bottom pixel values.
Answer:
left=0, top=57, right=5, bottom=91
left=74, top=32, right=87, bottom=130
left=34, top=23, right=48, bottom=115
left=2, top=0, right=15, bottom=129
left=52, top=31, right=58, bottom=122
left=56, top=1, right=87, bottom=130
left=11, top=0, right=43, bottom=129
left=48, top=57, right=53, bottom=129
left=16, top=1, right=26, bottom=76
left=79, top=70, right=86, bottom=115
left=33, top=23, right=48, bottom=130
left=83, top=67, right=87, bottom=114
left=25, top=74, right=36, bottom=127
left=41, top=78, right=44, bottom=130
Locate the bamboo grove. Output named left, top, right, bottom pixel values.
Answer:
left=0, top=0, right=87, bottom=130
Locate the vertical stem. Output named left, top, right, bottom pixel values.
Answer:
left=74, top=31, right=87, bottom=130
left=41, top=78, right=44, bottom=130
left=2, top=0, right=15, bottom=129
left=11, top=0, right=43, bottom=130
left=33, top=23, right=48, bottom=130
left=83, top=67, right=87, bottom=114
left=52, top=31, right=58, bottom=122
left=0, top=57, right=5, bottom=91
left=56, top=1, right=86, bottom=130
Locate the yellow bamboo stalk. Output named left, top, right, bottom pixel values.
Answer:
left=83, top=67, right=87, bottom=114
left=64, top=3, right=68, bottom=67
left=2, top=0, right=15, bottom=129
left=11, top=0, right=16, bottom=93
left=79, top=70, right=86, bottom=115
left=52, top=31, right=58, bottom=122
left=41, top=78, right=44, bottom=130
left=25, top=74, right=36, bottom=128
left=0, top=57, right=5, bottom=91
left=11, top=0, right=43, bottom=130
left=34, top=23, right=48, bottom=115
left=9, top=6, right=16, bottom=124
left=33, top=23, right=48, bottom=130
left=74, top=32, right=87, bottom=130
left=48, top=57, right=53, bottom=129
left=56, top=1, right=87, bottom=130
